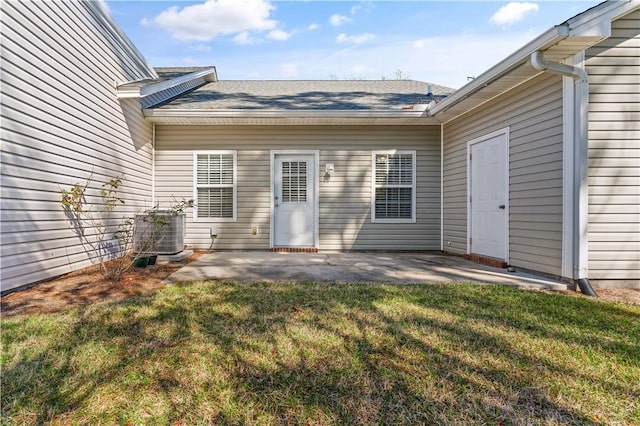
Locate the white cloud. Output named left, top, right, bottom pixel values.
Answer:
left=182, top=56, right=200, bottom=65
left=220, top=30, right=532, bottom=87
left=308, top=23, right=320, bottom=31
left=407, top=31, right=534, bottom=86
left=330, top=14, right=352, bottom=27
left=490, top=2, right=539, bottom=27
left=412, top=39, right=432, bottom=49
left=190, top=44, right=213, bottom=52
left=336, top=33, right=374, bottom=45
left=232, top=31, right=260, bottom=45
left=350, top=65, right=370, bottom=74
left=151, top=0, right=277, bottom=41
left=350, top=2, right=373, bottom=16
left=268, top=29, right=291, bottom=41
left=279, top=63, right=299, bottom=78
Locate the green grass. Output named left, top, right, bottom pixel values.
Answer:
left=2, top=282, right=639, bottom=425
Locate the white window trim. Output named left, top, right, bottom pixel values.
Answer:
left=193, top=150, right=237, bottom=223
left=371, top=150, right=417, bottom=223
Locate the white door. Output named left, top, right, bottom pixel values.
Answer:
left=469, top=132, right=508, bottom=260
left=274, top=154, right=316, bottom=247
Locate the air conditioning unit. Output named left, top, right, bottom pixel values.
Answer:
left=133, top=211, right=185, bottom=255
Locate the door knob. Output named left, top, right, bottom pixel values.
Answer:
left=499, top=204, right=506, bottom=210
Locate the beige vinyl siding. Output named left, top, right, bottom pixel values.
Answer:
left=154, top=125, right=440, bottom=251
left=0, top=1, right=154, bottom=291
left=585, top=9, right=640, bottom=283
left=443, top=74, right=564, bottom=276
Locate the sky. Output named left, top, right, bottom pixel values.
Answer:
left=106, top=0, right=601, bottom=89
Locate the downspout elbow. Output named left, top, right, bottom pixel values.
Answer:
left=577, top=278, right=598, bottom=297
left=531, top=51, right=588, bottom=84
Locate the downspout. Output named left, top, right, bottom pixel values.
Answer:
left=440, top=122, right=444, bottom=252
left=530, top=51, right=597, bottom=297
left=151, top=123, right=156, bottom=207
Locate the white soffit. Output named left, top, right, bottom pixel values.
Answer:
left=143, top=109, right=440, bottom=126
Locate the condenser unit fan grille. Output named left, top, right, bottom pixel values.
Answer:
left=133, top=212, right=185, bottom=255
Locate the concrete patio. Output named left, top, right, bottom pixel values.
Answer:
left=165, top=251, right=569, bottom=291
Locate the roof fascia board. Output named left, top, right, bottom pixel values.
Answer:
left=140, top=67, right=218, bottom=97
left=142, top=109, right=439, bottom=125
left=429, top=25, right=569, bottom=116
left=566, top=0, right=637, bottom=37
left=116, top=85, right=147, bottom=99
left=144, top=109, right=427, bottom=119
left=86, top=1, right=158, bottom=80
left=116, top=67, right=218, bottom=99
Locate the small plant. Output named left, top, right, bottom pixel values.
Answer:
left=60, top=173, right=124, bottom=278
left=60, top=173, right=193, bottom=281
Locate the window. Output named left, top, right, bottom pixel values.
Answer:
left=194, top=151, right=237, bottom=221
left=281, top=160, right=307, bottom=203
left=372, top=150, right=416, bottom=222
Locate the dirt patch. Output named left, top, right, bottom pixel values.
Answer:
left=2, top=252, right=639, bottom=318
left=595, top=288, right=640, bottom=306
left=1, top=251, right=206, bottom=318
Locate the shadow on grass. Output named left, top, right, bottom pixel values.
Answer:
left=2, top=282, right=639, bottom=424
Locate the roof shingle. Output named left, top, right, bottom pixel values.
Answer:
left=151, top=80, right=454, bottom=111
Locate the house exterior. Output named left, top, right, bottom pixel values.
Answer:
left=0, top=0, right=638, bottom=293
left=144, top=80, right=451, bottom=252
left=1, top=0, right=156, bottom=291
left=432, top=0, right=639, bottom=287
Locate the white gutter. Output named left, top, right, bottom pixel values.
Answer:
left=530, top=51, right=595, bottom=296
left=566, top=0, right=637, bottom=35
left=142, top=109, right=440, bottom=126
left=143, top=109, right=429, bottom=119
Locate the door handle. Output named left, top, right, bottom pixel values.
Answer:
left=498, top=204, right=506, bottom=210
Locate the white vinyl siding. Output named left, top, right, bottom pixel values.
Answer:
left=194, top=151, right=237, bottom=221
left=372, top=151, right=416, bottom=223
left=0, top=1, right=155, bottom=292
left=585, top=9, right=640, bottom=284
left=154, top=125, right=440, bottom=251
left=443, top=74, right=564, bottom=277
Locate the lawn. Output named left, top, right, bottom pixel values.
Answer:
left=2, top=282, right=639, bottom=425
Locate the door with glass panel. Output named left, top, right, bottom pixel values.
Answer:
left=273, top=154, right=315, bottom=247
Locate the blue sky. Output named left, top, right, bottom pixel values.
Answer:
left=106, top=0, right=600, bottom=88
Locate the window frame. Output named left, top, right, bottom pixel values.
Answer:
left=371, top=150, right=417, bottom=223
left=193, top=150, right=238, bottom=223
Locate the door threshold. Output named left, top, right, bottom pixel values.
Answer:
left=270, top=247, right=319, bottom=253
left=463, top=254, right=507, bottom=268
